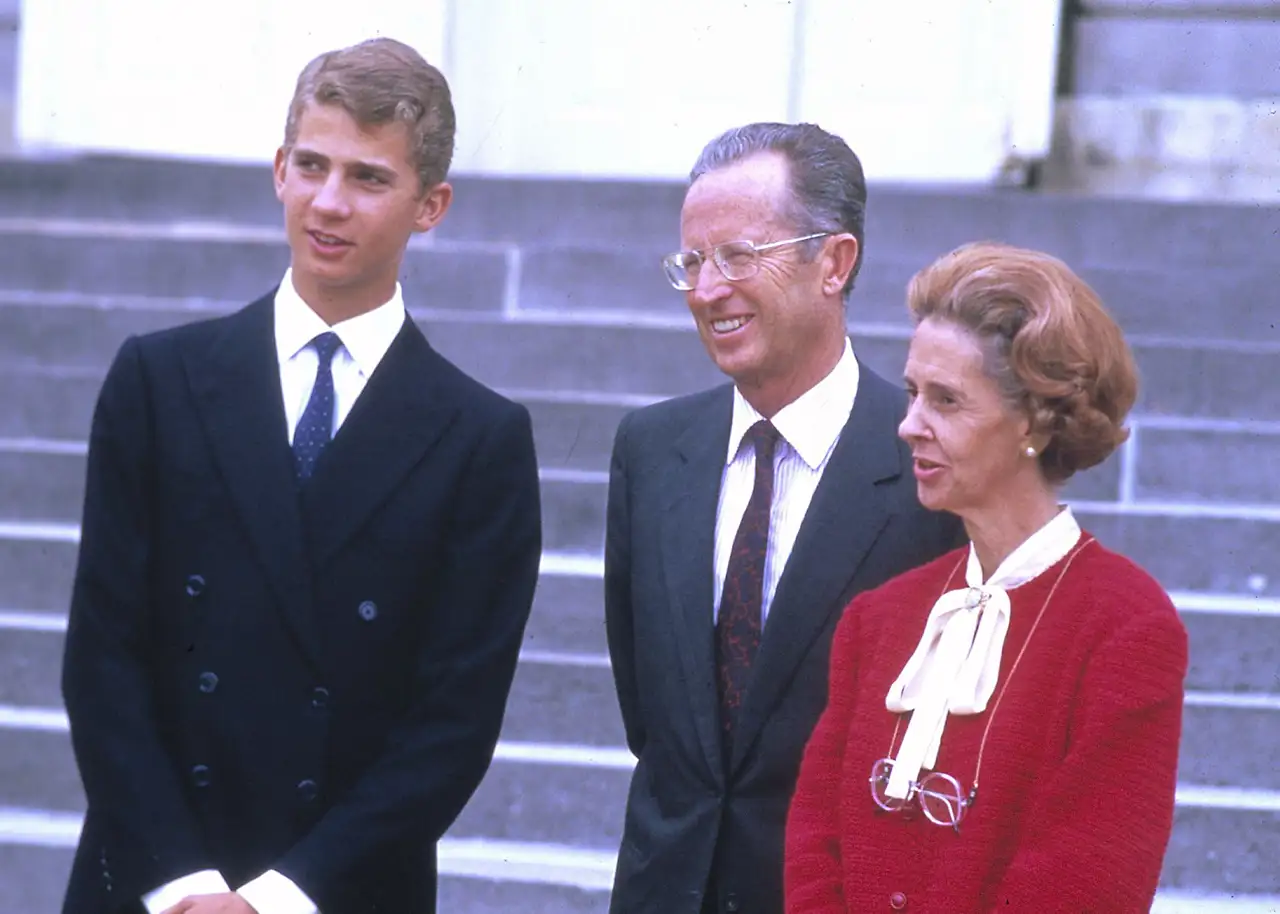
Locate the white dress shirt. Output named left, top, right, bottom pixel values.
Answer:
left=142, top=271, right=406, bottom=914
left=712, top=339, right=860, bottom=624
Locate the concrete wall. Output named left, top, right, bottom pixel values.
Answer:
left=1047, top=0, right=1280, bottom=200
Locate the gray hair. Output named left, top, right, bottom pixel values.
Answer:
left=689, top=122, right=867, bottom=297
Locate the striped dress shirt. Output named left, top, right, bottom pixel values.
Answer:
left=713, top=339, right=861, bottom=624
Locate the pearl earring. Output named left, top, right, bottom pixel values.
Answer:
left=1024, top=446, right=1037, bottom=458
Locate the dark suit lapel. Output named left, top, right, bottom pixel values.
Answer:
left=660, top=388, right=734, bottom=778
left=729, top=367, right=906, bottom=773
left=184, top=294, right=325, bottom=672
left=301, top=319, right=459, bottom=567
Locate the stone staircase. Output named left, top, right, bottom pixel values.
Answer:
left=0, top=156, right=1278, bottom=913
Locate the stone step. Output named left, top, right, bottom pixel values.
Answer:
left=0, top=300, right=1277, bottom=423
left=0, top=719, right=1278, bottom=896
left=7, top=395, right=1280, bottom=519
left=0, top=369, right=633, bottom=473
left=0, top=226, right=1276, bottom=344
left=0, top=725, right=632, bottom=851
left=4, top=644, right=1278, bottom=790
left=0, top=439, right=1115, bottom=533
left=6, top=823, right=1278, bottom=914
left=3, top=498, right=1276, bottom=602
left=0, top=566, right=606, bottom=667
left=4, top=582, right=1278, bottom=702
left=2, top=158, right=1277, bottom=272
left=0, top=833, right=612, bottom=914
left=11, top=411, right=1280, bottom=520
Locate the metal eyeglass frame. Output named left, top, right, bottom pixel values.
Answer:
left=661, top=232, right=831, bottom=291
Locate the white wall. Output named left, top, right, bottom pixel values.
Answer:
left=17, top=0, right=1060, bottom=183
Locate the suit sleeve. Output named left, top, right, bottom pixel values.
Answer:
left=984, top=602, right=1188, bottom=913
left=62, top=336, right=215, bottom=898
left=604, top=412, right=645, bottom=757
left=274, top=400, right=542, bottom=895
left=784, top=594, right=863, bottom=913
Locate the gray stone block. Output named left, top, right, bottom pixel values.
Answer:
left=0, top=626, right=63, bottom=707
left=1181, top=610, right=1280, bottom=692
left=1133, top=342, right=1280, bottom=422
left=518, top=246, right=684, bottom=318
left=1180, top=705, right=1280, bottom=790
left=3, top=158, right=1277, bottom=273
left=1077, top=510, right=1280, bottom=595
left=441, top=177, right=685, bottom=250
left=541, top=479, right=608, bottom=555
left=0, top=368, right=99, bottom=441
left=449, top=759, right=629, bottom=849
left=1137, top=427, right=1280, bottom=503
left=0, top=843, right=614, bottom=914
left=525, top=574, right=607, bottom=657
left=0, top=451, right=606, bottom=554
left=0, top=451, right=84, bottom=521
left=1061, top=449, right=1124, bottom=503
left=0, top=725, right=634, bottom=851
left=0, top=156, right=283, bottom=225
left=502, top=662, right=624, bottom=748
left=1080, top=265, right=1279, bottom=344
left=1074, top=19, right=1280, bottom=96
left=0, top=235, right=508, bottom=313
left=0, top=538, right=74, bottom=611
left=0, top=844, right=74, bottom=914
left=437, top=879, right=609, bottom=914
left=1163, top=807, right=1280, bottom=894
left=526, top=400, right=629, bottom=473
left=0, top=728, right=83, bottom=811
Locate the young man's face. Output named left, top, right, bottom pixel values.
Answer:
left=274, top=102, right=451, bottom=318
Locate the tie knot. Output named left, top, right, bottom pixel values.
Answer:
left=745, top=419, right=781, bottom=460
left=310, top=332, right=342, bottom=365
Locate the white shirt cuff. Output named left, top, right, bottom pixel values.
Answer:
left=237, top=870, right=320, bottom=914
left=142, top=870, right=232, bottom=913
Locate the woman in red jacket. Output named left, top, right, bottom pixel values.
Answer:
left=785, top=242, right=1188, bottom=914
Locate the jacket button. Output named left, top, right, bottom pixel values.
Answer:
left=185, top=575, right=207, bottom=598
left=890, top=891, right=908, bottom=910
left=725, top=894, right=740, bottom=913
left=310, top=687, right=330, bottom=710
left=190, top=764, right=212, bottom=788
left=197, top=672, right=219, bottom=694
left=297, top=779, right=319, bottom=802
left=358, top=600, right=378, bottom=622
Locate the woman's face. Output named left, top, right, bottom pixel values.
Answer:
left=898, top=318, right=1035, bottom=518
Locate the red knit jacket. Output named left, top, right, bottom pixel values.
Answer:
left=785, top=537, right=1188, bottom=914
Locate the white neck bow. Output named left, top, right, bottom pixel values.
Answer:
left=882, top=509, right=1081, bottom=800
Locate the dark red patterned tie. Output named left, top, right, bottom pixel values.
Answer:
left=716, top=419, right=781, bottom=750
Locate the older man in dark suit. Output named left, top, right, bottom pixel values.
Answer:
left=60, top=38, right=541, bottom=914
left=604, top=123, right=965, bottom=914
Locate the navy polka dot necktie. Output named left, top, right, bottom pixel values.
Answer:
left=292, top=332, right=342, bottom=483
left=716, top=419, right=781, bottom=754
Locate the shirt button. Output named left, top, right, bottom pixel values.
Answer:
left=297, top=779, right=319, bottom=802
left=310, top=687, right=330, bottom=710
left=185, top=574, right=207, bottom=598
left=358, top=600, right=378, bottom=622
left=190, top=764, right=212, bottom=788
left=197, top=672, right=219, bottom=694
left=890, top=891, right=908, bottom=910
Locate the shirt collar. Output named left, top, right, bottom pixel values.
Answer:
left=273, top=268, right=407, bottom=375
left=726, top=338, right=860, bottom=468
left=966, top=506, right=1083, bottom=590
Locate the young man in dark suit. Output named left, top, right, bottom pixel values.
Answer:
left=604, top=123, right=965, bottom=914
left=60, top=38, right=542, bottom=914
